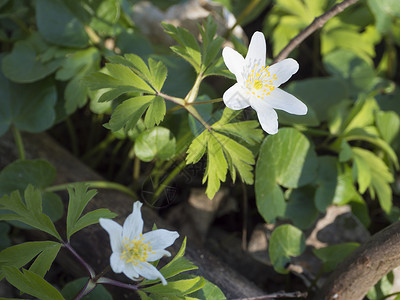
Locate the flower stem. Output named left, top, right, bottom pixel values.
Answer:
left=185, top=72, right=203, bottom=104
left=12, top=126, right=25, bottom=160
left=157, top=92, right=186, bottom=106
left=189, top=98, right=223, bottom=105
left=45, top=181, right=137, bottom=199
left=64, top=243, right=96, bottom=279
left=97, top=277, right=139, bottom=291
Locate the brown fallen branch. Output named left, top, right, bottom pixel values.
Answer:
left=272, top=0, right=360, bottom=63
left=233, top=290, right=307, bottom=300
left=316, top=221, right=400, bottom=300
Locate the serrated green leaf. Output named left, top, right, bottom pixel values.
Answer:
left=213, top=132, right=255, bottom=184
left=203, top=134, right=227, bottom=199
left=148, top=58, right=168, bottom=91
left=142, top=277, right=205, bottom=296
left=214, top=121, right=264, bottom=145
left=106, top=63, right=154, bottom=94
left=0, top=186, right=61, bottom=240
left=352, top=147, right=393, bottom=213
left=0, top=241, right=61, bottom=280
left=108, top=95, right=155, bottom=131
left=162, top=23, right=201, bottom=72
left=144, top=96, right=166, bottom=128
left=3, top=266, right=64, bottom=300
left=66, top=184, right=97, bottom=240
left=269, top=225, right=305, bottom=274
left=313, top=243, right=359, bottom=272
left=186, top=131, right=208, bottom=164
left=199, top=17, right=224, bottom=69
left=29, top=243, right=61, bottom=277
left=134, top=127, right=176, bottom=162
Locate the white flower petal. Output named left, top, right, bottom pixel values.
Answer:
left=123, top=263, right=140, bottom=280
left=250, top=99, right=279, bottom=134
left=245, top=31, right=266, bottom=67
left=142, top=229, right=179, bottom=251
left=123, top=201, right=143, bottom=240
left=222, top=47, right=245, bottom=81
left=110, top=252, right=125, bottom=273
left=223, top=83, right=250, bottom=110
left=99, top=218, right=122, bottom=253
left=136, top=261, right=167, bottom=285
left=268, top=58, right=299, bottom=87
left=267, top=88, right=307, bottom=115
left=147, top=249, right=171, bottom=262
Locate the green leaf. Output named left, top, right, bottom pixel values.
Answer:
left=108, top=95, right=155, bottom=132
left=0, top=159, right=56, bottom=195
left=1, top=34, right=63, bottom=83
left=162, top=23, right=201, bottom=72
left=284, top=77, right=349, bottom=125
left=35, top=0, right=89, bottom=47
left=72, top=209, right=116, bottom=238
left=352, top=147, right=394, bottom=213
left=323, top=49, right=376, bottom=96
left=212, top=132, right=255, bottom=184
left=29, top=243, right=61, bottom=277
left=256, top=183, right=285, bottom=224
left=148, top=58, right=168, bottom=92
left=55, top=47, right=100, bottom=115
left=0, top=222, right=11, bottom=251
left=269, top=224, right=306, bottom=274
left=2, top=266, right=64, bottom=300
left=285, top=187, right=319, bottom=229
left=142, top=277, right=205, bottom=297
left=313, top=243, right=359, bottom=272
left=0, top=241, right=61, bottom=280
left=203, top=134, right=228, bottom=199
left=367, top=0, right=400, bottom=33
left=134, top=127, right=176, bottom=162
left=0, top=73, right=56, bottom=136
left=66, top=184, right=97, bottom=240
left=106, top=63, right=154, bottom=94
left=189, top=279, right=226, bottom=299
left=256, top=128, right=318, bottom=189
left=214, top=121, right=264, bottom=146
left=376, top=110, right=400, bottom=145
left=199, top=17, right=224, bottom=70
left=186, top=131, right=208, bottom=164
left=61, top=277, right=112, bottom=300
left=144, top=96, right=166, bottom=128
left=0, top=186, right=61, bottom=240
left=367, top=271, right=395, bottom=300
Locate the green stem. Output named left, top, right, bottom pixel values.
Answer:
left=81, top=134, right=115, bottom=162
left=152, top=160, right=186, bottom=202
left=45, top=181, right=137, bottom=199
left=157, top=92, right=186, bottom=106
left=378, top=291, right=400, bottom=300
left=185, top=72, right=203, bottom=104
left=185, top=105, right=212, bottom=130
left=12, top=126, right=25, bottom=160
left=189, top=98, right=223, bottom=105
left=66, top=117, right=79, bottom=157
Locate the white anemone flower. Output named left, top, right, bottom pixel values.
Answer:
left=99, top=201, right=179, bottom=285
left=222, top=31, right=307, bottom=134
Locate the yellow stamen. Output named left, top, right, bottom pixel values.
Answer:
left=120, top=236, right=155, bottom=266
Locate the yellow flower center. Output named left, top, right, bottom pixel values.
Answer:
left=120, top=234, right=154, bottom=266
left=245, top=64, right=278, bottom=99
